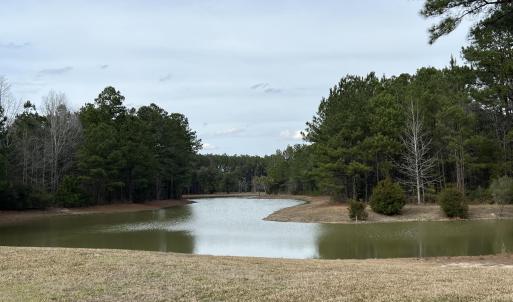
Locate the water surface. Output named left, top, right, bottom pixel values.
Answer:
left=1, top=197, right=512, bottom=259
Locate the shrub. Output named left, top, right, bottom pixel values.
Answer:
left=468, top=186, right=492, bottom=203
left=370, top=179, right=406, bottom=215
left=28, top=190, right=53, bottom=209
left=348, top=200, right=368, bottom=221
left=0, top=183, right=51, bottom=210
left=0, top=183, right=31, bottom=210
left=438, top=187, right=468, bottom=218
left=489, top=176, right=513, bottom=216
left=55, top=176, right=88, bottom=207
left=489, top=176, right=513, bottom=205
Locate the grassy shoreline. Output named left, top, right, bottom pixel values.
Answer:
left=1, top=246, right=512, bottom=301
left=261, top=194, right=513, bottom=224
left=2, top=193, right=513, bottom=226
left=0, top=199, right=193, bottom=226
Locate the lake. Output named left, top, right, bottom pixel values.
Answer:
left=1, top=197, right=512, bottom=259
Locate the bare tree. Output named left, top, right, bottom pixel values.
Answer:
left=0, top=76, right=10, bottom=110
left=43, top=91, right=82, bottom=192
left=0, top=76, right=22, bottom=181
left=398, top=101, right=436, bottom=204
left=0, top=76, right=22, bottom=126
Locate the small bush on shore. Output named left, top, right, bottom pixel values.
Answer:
left=348, top=200, right=367, bottom=221
left=438, top=187, right=468, bottom=218
left=489, top=176, right=513, bottom=204
left=370, top=179, right=406, bottom=215
left=489, top=176, right=513, bottom=216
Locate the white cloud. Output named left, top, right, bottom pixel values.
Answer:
left=159, top=73, right=172, bottom=82
left=214, top=128, right=244, bottom=136
left=0, top=42, right=30, bottom=49
left=250, top=82, right=282, bottom=94
left=280, top=129, right=303, bottom=140
left=250, top=82, right=269, bottom=89
left=36, top=66, right=73, bottom=78
left=202, top=142, right=218, bottom=150
left=264, top=87, right=282, bottom=94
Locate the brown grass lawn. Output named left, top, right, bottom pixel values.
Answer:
left=262, top=195, right=513, bottom=224
left=1, top=246, right=513, bottom=301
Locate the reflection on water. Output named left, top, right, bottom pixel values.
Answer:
left=186, top=198, right=320, bottom=258
left=0, top=197, right=512, bottom=259
left=0, top=206, right=195, bottom=253
left=316, top=220, right=513, bottom=259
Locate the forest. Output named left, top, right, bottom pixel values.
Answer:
left=0, top=86, right=200, bottom=209
left=1, top=0, right=512, bottom=209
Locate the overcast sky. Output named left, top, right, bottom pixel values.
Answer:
left=0, top=0, right=470, bottom=155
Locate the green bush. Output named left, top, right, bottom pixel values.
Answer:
left=0, top=183, right=51, bottom=210
left=438, top=187, right=468, bottom=218
left=489, top=176, right=513, bottom=205
left=28, top=190, right=53, bottom=209
left=370, top=179, right=406, bottom=215
left=0, top=183, right=30, bottom=210
left=55, top=176, right=88, bottom=207
left=348, top=200, right=368, bottom=221
left=468, top=186, right=492, bottom=203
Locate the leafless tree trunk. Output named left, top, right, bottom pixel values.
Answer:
left=455, top=143, right=465, bottom=194
left=42, top=91, right=82, bottom=192
left=0, top=77, right=22, bottom=176
left=0, top=77, right=22, bottom=126
left=398, top=101, right=436, bottom=204
left=0, top=76, right=10, bottom=111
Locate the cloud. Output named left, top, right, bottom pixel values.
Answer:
left=214, top=128, right=244, bottom=136
left=250, top=82, right=269, bottom=90
left=36, top=66, right=73, bottom=77
left=11, top=80, right=46, bottom=95
left=12, top=80, right=46, bottom=87
left=264, top=87, right=282, bottom=94
left=202, top=143, right=218, bottom=151
left=251, top=82, right=282, bottom=94
left=280, top=129, right=303, bottom=140
left=100, top=64, right=109, bottom=69
left=159, top=73, right=173, bottom=82
left=0, top=42, right=30, bottom=49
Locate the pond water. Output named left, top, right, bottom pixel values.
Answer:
left=1, top=197, right=512, bottom=259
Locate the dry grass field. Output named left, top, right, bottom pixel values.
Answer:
left=1, top=246, right=513, bottom=302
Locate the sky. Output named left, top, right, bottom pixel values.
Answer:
left=0, top=0, right=471, bottom=155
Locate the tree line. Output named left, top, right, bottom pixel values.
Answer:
left=260, top=0, right=513, bottom=202
left=0, top=85, right=200, bottom=209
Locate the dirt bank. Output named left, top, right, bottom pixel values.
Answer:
left=262, top=195, right=513, bottom=224
left=1, top=246, right=512, bottom=301
left=0, top=199, right=193, bottom=226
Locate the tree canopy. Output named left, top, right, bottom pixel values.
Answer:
left=421, top=0, right=513, bottom=43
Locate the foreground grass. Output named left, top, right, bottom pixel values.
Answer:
left=1, top=247, right=513, bottom=301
